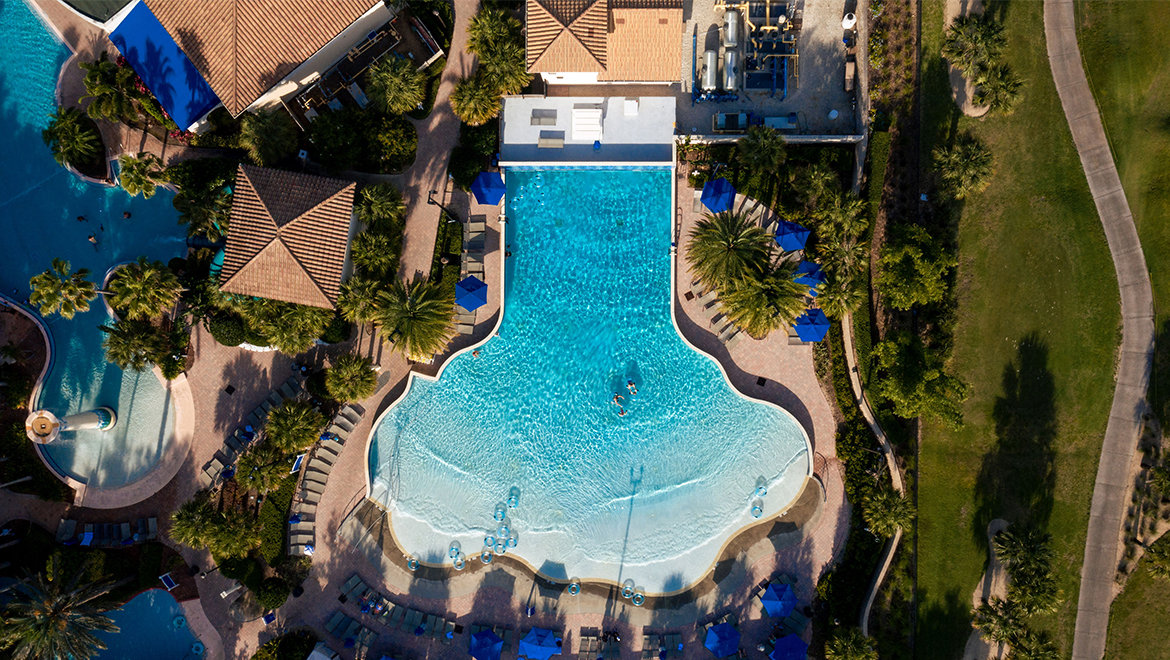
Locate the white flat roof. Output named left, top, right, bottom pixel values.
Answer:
left=500, top=95, right=676, bottom=164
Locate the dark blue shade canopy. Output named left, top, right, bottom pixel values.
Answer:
left=760, top=582, right=799, bottom=618
left=701, top=178, right=737, bottom=213
left=793, top=261, right=826, bottom=286
left=769, top=635, right=808, bottom=660
left=774, top=221, right=811, bottom=252
left=471, top=629, right=504, bottom=660
left=110, top=3, right=221, bottom=130
left=704, top=623, right=740, bottom=658
left=519, top=628, right=561, bottom=660
left=794, top=308, right=830, bottom=342
left=471, top=171, right=507, bottom=205
left=455, top=276, right=488, bottom=312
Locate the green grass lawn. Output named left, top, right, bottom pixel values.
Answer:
left=1104, top=540, right=1170, bottom=660
left=916, top=2, right=1118, bottom=657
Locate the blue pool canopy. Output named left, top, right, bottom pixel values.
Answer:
left=704, top=623, right=740, bottom=658
left=109, top=3, right=221, bottom=129
left=774, top=221, right=811, bottom=252
left=760, top=582, right=799, bottom=618
left=769, top=635, right=808, bottom=660
left=701, top=178, right=737, bottom=213
left=794, top=308, right=830, bottom=342
left=470, top=629, right=504, bottom=660
left=519, top=628, right=561, bottom=660
left=793, top=261, right=826, bottom=286
left=471, top=171, right=507, bottom=205
left=455, top=276, right=488, bottom=312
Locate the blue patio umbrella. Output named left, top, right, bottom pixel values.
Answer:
left=704, top=623, right=740, bottom=658
left=701, top=177, right=737, bottom=213
left=793, top=309, right=831, bottom=343
left=769, top=635, right=808, bottom=660
left=760, top=583, right=799, bottom=618
left=519, top=628, right=562, bottom=660
left=793, top=261, right=826, bottom=287
left=774, top=221, right=811, bottom=252
left=471, top=171, right=507, bottom=205
left=455, top=276, right=489, bottom=312
left=471, top=629, right=504, bottom=660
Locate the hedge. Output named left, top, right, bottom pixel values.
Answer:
left=0, top=421, right=73, bottom=502
left=865, top=131, right=892, bottom=230
left=206, top=313, right=246, bottom=347
left=259, top=473, right=298, bottom=564
left=251, top=630, right=318, bottom=660
left=257, top=576, right=290, bottom=610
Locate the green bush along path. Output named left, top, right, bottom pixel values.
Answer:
left=917, top=2, right=1118, bottom=657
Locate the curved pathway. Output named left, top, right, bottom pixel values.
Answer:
left=1044, top=2, right=1155, bottom=658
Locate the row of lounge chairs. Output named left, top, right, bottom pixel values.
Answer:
left=200, top=375, right=305, bottom=489
left=577, top=630, right=618, bottom=660
left=325, top=610, right=377, bottom=657
left=689, top=283, right=744, bottom=350
left=641, top=633, right=685, bottom=660
left=340, top=575, right=464, bottom=643
left=56, top=518, right=157, bottom=547
left=749, top=576, right=809, bottom=637
left=457, top=216, right=487, bottom=335
left=288, top=405, right=364, bottom=556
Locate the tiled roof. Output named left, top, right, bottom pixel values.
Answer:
left=526, top=0, right=682, bottom=81
left=219, top=165, right=356, bottom=309
left=144, top=0, right=380, bottom=116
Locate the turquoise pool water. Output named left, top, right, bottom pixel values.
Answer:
left=2, top=1, right=182, bottom=488
left=95, top=589, right=201, bottom=660
left=369, top=168, right=810, bottom=591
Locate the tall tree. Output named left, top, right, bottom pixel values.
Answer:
left=29, top=259, right=98, bottom=320
left=366, top=57, right=426, bottom=115
left=174, top=187, right=232, bottom=242
left=1006, top=628, right=1060, bottom=660
left=338, top=276, right=384, bottom=325
left=451, top=74, right=501, bottom=126
left=356, top=183, right=407, bottom=232
left=817, top=270, right=868, bottom=320
left=873, top=330, right=970, bottom=428
left=719, top=261, right=808, bottom=338
left=236, top=442, right=288, bottom=495
left=972, top=597, right=1023, bottom=645
left=99, top=320, right=165, bottom=371
left=169, top=498, right=262, bottom=558
left=78, top=52, right=137, bottom=122
left=863, top=486, right=916, bottom=537
left=466, top=8, right=531, bottom=94
left=374, top=276, right=454, bottom=360
left=686, top=211, right=772, bottom=290
left=876, top=224, right=956, bottom=310
left=350, top=232, right=398, bottom=277
left=973, top=63, right=1025, bottom=116
left=117, top=152, right=163, bottom=199
left=1146, top=538, right=1170, bottom=580
left=42, top=107, right=101, bottom=169
left=941, top=14, right=1006, bottom=77
left=0, top=561, right=119, bottom=660
left=934, top=133, right=994, bottom=200
left=325, top=353, right=378, bottom=402
left=823, top=627, right=878, bottom=660
left=239, top=108, right=298, bottom=167
left=264, top=400, right=327, bottom=454
left=992, top=528, right=1054, bottom=572
left=238, top=298, right=331, bottom=355
left=107, top=256, right=181, bottom=320
left=737, top=126, right=788, bottom=179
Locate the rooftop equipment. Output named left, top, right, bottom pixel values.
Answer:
left=702, top=50, right=718, bottom=91
left=724, top=10, right=740, bottom=48
left=724, top=50, right=739, bottom=92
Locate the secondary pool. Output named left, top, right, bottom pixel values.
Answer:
left=369, top=168, right=810, bottom=592
left=95, top=589, right=202, bottom=660
left=2, top=1, right=183, bottom=488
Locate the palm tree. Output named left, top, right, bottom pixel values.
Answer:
left=326, top=353, right=378, bottom=402
left=175, top=187, right=232, bottom=241
left=816, top=193, right=869, bottom=237
left=467, top=8, right=521, bottom=56
left=0, top=562, right=119, bottom=660
left=338, top=276, right=384, bottom=324
left=239, top=108, right=298, bottom=167
left=719, top=261, right=808, bottom=338
left=941, top=14, right=1006, bottom=77
left=236, top=442, right=288, bottom=494
left=451, top=75, right=501, bottom=126
left=29, top=259, right=98, bottom=320
left=972, top=597, right=1023, bottom=644
left=795, top=164, right=839, bottom=213
left=466, top=8, right=531, bottom=95
left=686, top=211, right=772, bottom=290
left=1006, top=628, right=1060, bottom=660
left=208, top=509, right=264, bottom=558
left=107, top=256, right=181, bottom=320
left=264, top=400, right=327, bottom=454
left=479, top=41, right=533, bottom=95
left=117, top=152, right=162, bottom=199
left=1008, top=569, right=1062, bottom=615
left=823, top=627, right=878, bottom=660
left=366, top=57, right=426, bottom=115
left=350, top=232, right=398, bottom=277
left=934, top=133, right=994, bottom=200
left=42, top=107, right=101, bottom=169
left=356, top=183, right=407, bottom=232
left=1146, top=539, right=1170, bottom=580
left=243, top=298, right=332, bottom=355
left=169, top=498, right=261, bottom=558
left=863, top=486, right=916, bottom=537
left=737, top=126, right=788, bottom=178
left=169, top=498, right=218, bottom=547
left=817, top=271, right=868, bottom=320
left=78, top=52, right=137, bottom=122
left=100, top=320, right=165, bottom=371
left=973, top=64, right=1025, bottom=116
left=992, top=527, right=1054, bottom=573
left=1150, top=466, right=1170, bottom=497
left=374, top=276, right=455, bottom=360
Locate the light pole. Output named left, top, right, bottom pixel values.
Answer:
left=427, top=189, right=460, bottom=224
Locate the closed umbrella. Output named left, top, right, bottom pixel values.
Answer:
left=704, top=623, right=740, bottom=658
left=701, top=178, right=737, bottom=213
left=471, top=171, right=507, bottom=205
left=774, top=221, right=810, bottom=252
left=769, top=635, right=808, bottom=660
left=793, top=309, right=830, bottom=342
left=760, top=583, right=798, bottom=618
left=471, top=630, right=504, bottom=660
left=455, top=276, right=488, bottom=312
left=519, top=628, right=562, bottom=660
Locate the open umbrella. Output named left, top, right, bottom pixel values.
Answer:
left=704, top=623, right=740, bottom=658
left=471, top=171, right=507, bottom=205
left=701, top=178, right=737, bottom=213
left=769, top=635, right=808, bottom=660
left=793, top=309, right=830, bottom=342
left=760, top=583, right=799, bottom=618
left=793, top=261, right=825, bottom=287
left=774, top=221, right=811, bottom=252
left=519, top=628, right=562, bottom=660
left=455, top=276, right=488, bottom=312
left=471, top=629, right=504, bottom=660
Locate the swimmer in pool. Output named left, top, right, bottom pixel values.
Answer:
left=618, top=408, right=627, bottom=417
left=627, top=380, right=637, bottom=396
left=611, top=393, right=624, bottom=405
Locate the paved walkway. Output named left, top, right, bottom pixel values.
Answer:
left=1044, top=2, right=1156, bottom=659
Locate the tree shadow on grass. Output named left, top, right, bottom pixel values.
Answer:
left=914, top=585, right=971, bottom=660
left=972, top=333, right=1057, bottom=549
left=1147, top=316, right=1170, bottom=423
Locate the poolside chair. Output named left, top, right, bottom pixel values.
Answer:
left=442, top=620, right=457, bottom=644
left=246, top=412, right=263, bottom=429
left=389, top=605, right=406, bottom=628
left=314, top=450, right=339, bottom=467
left=719, top=326, right=738, bottom=343
left=136, top=518, right=149, bottom=541
left=55, top=519, right=76, bottom=543
left=340, top=405, right=363, bottom=422
left=279, top=382, right=296, bottom=399
left=268, top=391, right=284, bottom=407
left=307, top=460, right=334, bottom=477
left=147, top=518, right=158, bottom=540
left=289, top=544, right=309, bottom=556
left=665, top=634, right=683, bottom=660
left=603, top=638, right=620, bottom=660
left=159, top=573, right=178, bottom=591
left=260, top=400, right=273, bottom=414
left=333, top=416, right=355, bottom=432
left=225, top=435, right=244, bottom=455
left=340, top=619, right=361, bottom=641
left=697, top=288, right=718, bottom=304
left=424, top=614, right=440, bottom=636
left=457, top=324, right=475, bottom=335
left=326, top=425, right=351, bottom=441
left=579, top=634, right=599, bottom=660
left=290, top=522, right=315, bottom=534
left=303, top=481, right=327, bottom=496
left=326, top=611, right=346, bottom=634
left=641, top=635, right=662, bottom=660
left=725, top=332, right=744, bottom=350
left=302, top=491, right=322, bottom=504
left=120, top=522, right=132, bottom=543
left=304, top=470, right=329, bottom=485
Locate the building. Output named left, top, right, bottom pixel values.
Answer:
left=218, top=165, right=357, bottom=310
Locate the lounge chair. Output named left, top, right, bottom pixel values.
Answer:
left=725, top=332, right=744, bottom=350
left=279, top=382, right=296, bottom=399
left=333, top=417, right=355, bottom=432
left=442, top=620, right=457, bottom=644
left=303, top=480, right=326, bottom=495
left=326, top=611, right=346, bottom=634
left=290, top=522, right=314, bottom=534
left=642, top=635, right=661, bottom=660
left=225, top=435, right=244, bottom=455
left=137, top=518, right=149, bottom=541
left=56, top=519, right=76, bottom=542
left=340, top=405, right=362, bottom=422
left=579, top=635, right=598, bottom=660
left=389, top=605, right=406, bottom=628
left=302, top=491, right=322, bottom=504
left=260, top=400, right=273, bottom=414
left=341, top=575, right=361, bottom=595
left=340, top=619, right=361, bottom=641
left=268, top=391, right=284, bottom=406
left=666, top=634, right=683, bottom=660
left=307, top=460, right=334, bottom=476
left=457, top=324, right=475, bottom=335
left=159, top=573, right=178, bottom=591
left=246, top=412, right=263, bottom=429
left=424, top=614, right=439, bottom=636
left=326, top=425, right=351, bottom=441
left=465, top=221, right=486, bottom=234
left=289, top=544, right=308, bottom=556
left=603, top=639, right=620, bottom=660
left=147, top=518, right=158, bottom=540
left=197, top=470, right=214, bottom=488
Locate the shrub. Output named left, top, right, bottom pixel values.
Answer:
left=0, top=421, right=73, bottom=502
left=373, top=115, right=418, bottom=173
left=217, top=554, right=264, bottom=593
left=259, top=474, right=298, bottom=564
left=462, top=119, right=499, bottom=157
left=448, top=145, right=484, bottom=190
left=206, top=312, right=246, bottom=347
left=251, top=630, right=318, bottom=660
left=320, top=313, right=352, bottom=344
left=305, top=370, right=330, bottom=401
left=257, top=576, right=290, bottom=610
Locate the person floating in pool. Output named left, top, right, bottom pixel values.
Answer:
left=87, top=234, right=98, bottom=248
left=618, top=408, right=627, bottom=417
left=627, top=380, right=638, bottom=397
left=611, top=392, right=624, bottom=406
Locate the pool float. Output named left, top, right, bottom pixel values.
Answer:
left=192, top=641, right=205, bottom=656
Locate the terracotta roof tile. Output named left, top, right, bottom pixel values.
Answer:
left=219, top=165, right=356, bottom=309
left=145, top=0, right=380, bottom=116
left=526, top=0, right=681, bottom=81
left=600, top=8, right=682, bottom=81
